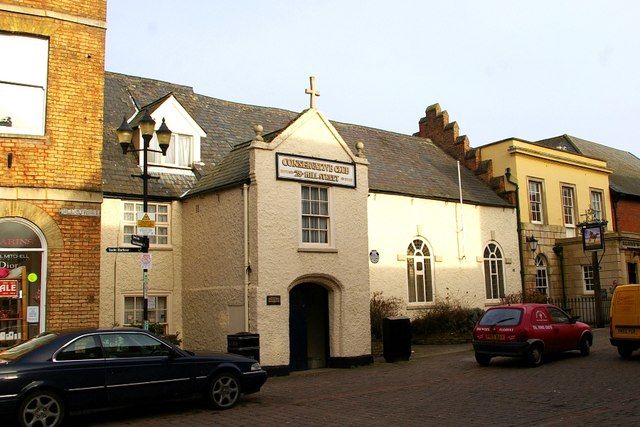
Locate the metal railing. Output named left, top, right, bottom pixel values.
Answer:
left=547, top=296, right=611, bottom=326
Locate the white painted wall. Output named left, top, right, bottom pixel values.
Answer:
left=99, top=198, right=183, bottom=335
left=180, top=188, right=247, bottom=351
left=367, top=193, right=520, bottom=312
left=251, top=110, right=371, bottom=366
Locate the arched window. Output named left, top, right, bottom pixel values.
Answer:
left=483, top=243, right=505, bottom=300
left=535, top=255, right=549, bottom=295
left=407, top=239, right=433, bottom=303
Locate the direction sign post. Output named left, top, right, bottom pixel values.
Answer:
left=131, top=235, right=149, bottom=248
left=116, top=110, right=172, bottom=331
left=106, top=247, right=142, bottom=253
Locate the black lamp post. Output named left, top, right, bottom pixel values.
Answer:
left=116, top=110, right=171, bottom=330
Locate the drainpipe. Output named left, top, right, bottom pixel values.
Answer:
left=243, top=184, right=250, bottom=332
left=504, top=168, right=526, bottom=300
left=552, top=244, right=567, bottom=309
left=612, top=192, right=620, bottom=232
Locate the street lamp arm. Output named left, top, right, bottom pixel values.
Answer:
left=131, top=173, right=160, bottom=181
left=123, top=148, right=166, bottom=155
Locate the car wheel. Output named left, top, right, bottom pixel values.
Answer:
left=475, top=352, right=492, bottom=366
left=19, top=390, right=65, bottom=427
left=208, top=372, right=241, bottom=410
left=579, top=335, right=591, bottom=356
left=526, top=344, right=544, bottom=367
left=618, top=345, right=634, bottom=359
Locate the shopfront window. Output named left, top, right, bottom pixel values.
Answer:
left=0, top=219, right=46, bottom=346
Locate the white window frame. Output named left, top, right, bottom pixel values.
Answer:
left=483, top=242, right=506, bottom=300
left=535, top=254, right=549, bottom=295
left=148, top=133, right=193, bottom=168
left=561, top=185, right=576, bottom=227
left=582, top=265, right=595, bottom=293
left=0, top=33, right=49, bottom=136
left=406, top=239, right=434, bottom=305
left=123, top=295, right=169, bottom=331
left=300, top=185, right=331, bottom=247
left=122, top=201, right=171, bottom=246
left=528, top=180, right=544, bottom=224
left=590, top=189, right=604, bottom=221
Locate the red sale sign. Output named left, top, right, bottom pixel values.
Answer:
left=0, top=280, right=19, bottom=298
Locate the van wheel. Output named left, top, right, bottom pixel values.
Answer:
left=579, top=335, right=591, bottom=356
left=526, top=344, right=543, bottom=367
left=475, top=352, right=491, bottom=366
left=618, top=345, right=634, bottom=359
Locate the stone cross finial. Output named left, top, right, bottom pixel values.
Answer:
left=253, top=124, right=264, bottom=142
left=305, top=76, right=320, bottom=109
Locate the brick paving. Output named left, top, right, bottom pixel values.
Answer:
left=76, top=328, right=640, bottom=426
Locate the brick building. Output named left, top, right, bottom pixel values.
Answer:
left=0, top=0, right=106, bottom=345
left=416, top=105, right=640, bottom=318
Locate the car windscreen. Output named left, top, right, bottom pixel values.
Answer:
left=478, top=308, right=522, bottom=326
left=0, top=332, right=58, bottom=361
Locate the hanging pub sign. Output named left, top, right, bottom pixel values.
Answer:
left=276, top=153, right=356, bottom=188
left=582, top=223, right=605, bottom=251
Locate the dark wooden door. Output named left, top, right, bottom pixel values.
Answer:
left=289, top=284, right=329, bottom=371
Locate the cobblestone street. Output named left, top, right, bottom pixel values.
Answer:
left=71, top=328, right=640, bottom=426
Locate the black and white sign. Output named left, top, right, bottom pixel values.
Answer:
left=276, top=153, right=356, bottom=188
left=106, top=247, right=142, bottom=253
left=131, top=235, right=147, bottom=247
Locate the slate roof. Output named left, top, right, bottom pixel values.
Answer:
left=536, top=134, right=640, bottom=198
left=104, top=72, right=510, bottom=207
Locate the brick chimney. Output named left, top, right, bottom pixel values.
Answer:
left=416, top=103, right=512, bottom=202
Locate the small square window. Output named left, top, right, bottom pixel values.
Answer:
left=122, top=202, right=171, bottom=246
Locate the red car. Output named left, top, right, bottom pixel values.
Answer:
left=472, top=303, right=592, bottom=367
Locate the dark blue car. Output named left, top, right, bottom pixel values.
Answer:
left=0, top=328, right=267, bottom=426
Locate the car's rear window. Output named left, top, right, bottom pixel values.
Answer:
left=479, top=308, right=522, bottom=326
left=0, top=332, right=58, bottom=361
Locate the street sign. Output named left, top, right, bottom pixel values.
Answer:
left=141, top=253, right=152, bottom=270
left=131, top=235, right=147, bottom=247
left=136, top=212, right=156, bottom=236
left=106, top=247, right=142, bottom=253
left=137, top=212, right=156, bottom=227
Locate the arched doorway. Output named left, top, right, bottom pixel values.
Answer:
left=289, top=283, right=329, bottom=371
left=0, top=218, right=47, bottom=346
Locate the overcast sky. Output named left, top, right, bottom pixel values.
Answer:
left=106, top=1, right=640, bottom=154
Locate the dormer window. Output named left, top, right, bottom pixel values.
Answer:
left=149, top=133, right=193, bottom=167
left=129, top=93, right=206, bottom=172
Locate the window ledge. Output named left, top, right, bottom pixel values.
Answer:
left=484, top=301, right=503, bottom=307
left=120, top=245, right=173, bottom=252
left=406, top=304, right=433, bottom=310
left=297, top=247, right=337, bottom=253
left=0, top=133, right=47, bottom=142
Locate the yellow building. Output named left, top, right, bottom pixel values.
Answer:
left=417, top=104, right=634, bottom=318
left=478, top=137, right=613, bottom=299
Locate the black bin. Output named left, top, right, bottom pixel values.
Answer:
left=382, top=316, right=411, bottom=362
left=227, top=332, right=260, bottom=362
